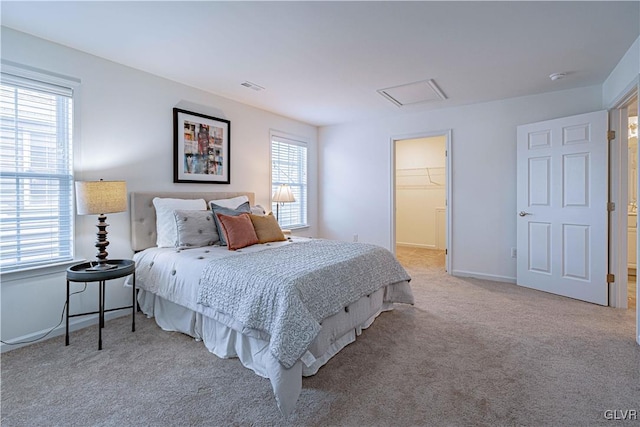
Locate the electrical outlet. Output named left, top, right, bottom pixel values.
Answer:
left=511, top=247, right=517, bottom=258
left=353, top=234, right=358, bottom=242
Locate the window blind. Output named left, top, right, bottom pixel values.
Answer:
left=0, top=73, right=74, bottom=271
left=271, top=136, right=307, bottom=228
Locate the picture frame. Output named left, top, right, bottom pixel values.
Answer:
left=173, top=108, right=230, bottom=184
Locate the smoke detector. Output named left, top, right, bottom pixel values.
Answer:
left=549, top=72, right=566, bottom=81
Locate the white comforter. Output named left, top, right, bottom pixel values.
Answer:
left=198, top=239, right=412, bottom=368
left=131, top=237, right=414, bottom=415
left=133, top=238, right=299, bottom=317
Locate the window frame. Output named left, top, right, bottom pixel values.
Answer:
left=0, top=62, right=80, bottom=276
left=270, top=131, right=309, bottom=230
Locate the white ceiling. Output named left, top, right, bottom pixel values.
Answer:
left=1, top=1, right=638, bottom=126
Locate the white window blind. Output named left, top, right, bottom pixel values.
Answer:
left=271, top=135, right=307, bottom=228
left=0, top=73, right=74, bottom=271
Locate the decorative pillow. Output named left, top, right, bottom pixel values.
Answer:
left=207, top=195, right=249, bottom=210
left=153, top=197, right=207, bottom=247
left=210, top=201, right=251, bottom=246
left=173, top=209, right=219, bottom=248
left=250, top=204, right=266, bottom=215
left=216, top=213, right=259, bottom=250
left=250, top=212, right=286, bottom=244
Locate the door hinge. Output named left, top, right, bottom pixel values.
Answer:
left=608, top=130, right=616, bottom=141
left=607, top=273, right=615, bottom=283
left=445, top=249, right=448, bottom=255
left=607, top=202, right=615, bottom=212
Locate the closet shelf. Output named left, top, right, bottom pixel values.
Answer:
left=396, top=166, right=445, bottom=186
left=396, top=166, right=445, bottom=174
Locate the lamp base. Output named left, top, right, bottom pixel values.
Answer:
left=86, top=263, right=118, bottom=271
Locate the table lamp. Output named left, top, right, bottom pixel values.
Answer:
left=75, top=179, right=127, bottom=271
left=272, top=184, right=295, bottom=222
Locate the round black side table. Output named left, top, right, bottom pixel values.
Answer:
left=66, top=259, right=136, bottom=350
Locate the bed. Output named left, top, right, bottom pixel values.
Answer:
left=129, top=191, right=414, bottom=415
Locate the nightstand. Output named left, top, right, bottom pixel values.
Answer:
left=66, top=259, right=136, bottom=350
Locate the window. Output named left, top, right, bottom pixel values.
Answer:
left=271, top=134, right=307, bottom=228
left=0, top=73, right=74, bottom=272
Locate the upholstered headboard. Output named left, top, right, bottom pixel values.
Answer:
left=130, top=191, right=255, bottom=252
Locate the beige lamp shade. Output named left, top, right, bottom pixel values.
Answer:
left=75, top=180, right=127, bottom=215
left=272, top=184, right=295, bottom=203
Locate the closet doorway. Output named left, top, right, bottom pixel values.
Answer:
left=392, top=131, right=451, bottom=272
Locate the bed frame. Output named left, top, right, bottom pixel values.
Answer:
left=130, top=191, right=255, bottom=252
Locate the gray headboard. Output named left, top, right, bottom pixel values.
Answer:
left=130, top=191, right=255, bottom=252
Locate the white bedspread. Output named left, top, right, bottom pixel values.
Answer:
left=133, top=238, right=298, bottom=319
left=198, top=239, right=412, bottom=368
left=130, top=237, right=414, bottom=416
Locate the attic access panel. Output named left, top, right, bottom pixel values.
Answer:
left=378, top=79, right=447, bottom=107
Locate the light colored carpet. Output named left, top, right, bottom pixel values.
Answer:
left=1, top=248, right=638, bottom=426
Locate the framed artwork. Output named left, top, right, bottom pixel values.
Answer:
left=173, top=108, right=230, bottom=184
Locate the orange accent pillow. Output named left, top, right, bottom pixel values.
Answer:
left=250, top=212, right=286, bottom=244
left=215, top=213, right=259, bottom=250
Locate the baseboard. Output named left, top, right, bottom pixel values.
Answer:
left=451, top=269, right=517, bottom=284
left=396, top=242, right=436, bottom=249
left=0, top=310, right=130, bottom=353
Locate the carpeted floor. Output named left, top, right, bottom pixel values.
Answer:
left=1, top=247, right=638, bottom=426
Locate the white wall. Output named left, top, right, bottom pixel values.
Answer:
left=603, top=36, right=639, bottom=108
left=319, top=86, right=603, bottom=282
left=0, top=28, right=318, bottom=350
left=395, top=136, right=446, bottom=248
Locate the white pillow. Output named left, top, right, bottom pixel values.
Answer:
left=251, top=204, right=266, bottom=215
left=153, top=197, right=207, bottom=247
left=208, top=195, right=249, bottom=210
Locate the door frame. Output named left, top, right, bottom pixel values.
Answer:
left=390, top=129, right=452, bottom=274
left=608, top=79, right=639, bottom=346
left=609, top=101, right=633, bottom=309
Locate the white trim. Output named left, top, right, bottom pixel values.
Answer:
left=607, top=81, right=639, bottom=346
left=269, top=129, right=309, bottom=146
left=269, top=129, right=309, bottom=228
left=1, top=259, right=84, bottom=283
left=390, top=129, right=452, bottom=274
left=605, top=75, right=639, bottom=110
left=396, top=242, right=436, bottom=249
left=0, top=65, right=77, bottom=272
left=0, top=310, right=129, bottom=353
left=609, top=107, right=629, bottom=309
left=452, top=269, right=517, bottom=284
left=0, top=59, right=80, bottom=89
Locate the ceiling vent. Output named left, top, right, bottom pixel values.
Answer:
left=241, top=81, right=265, bottom=91
left=378, top=79, right=447, bottom=107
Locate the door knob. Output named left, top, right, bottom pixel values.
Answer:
left=519, top=211, right=532, bottom=217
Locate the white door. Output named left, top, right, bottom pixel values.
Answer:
left=516, top=110, right=608, bottom=305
